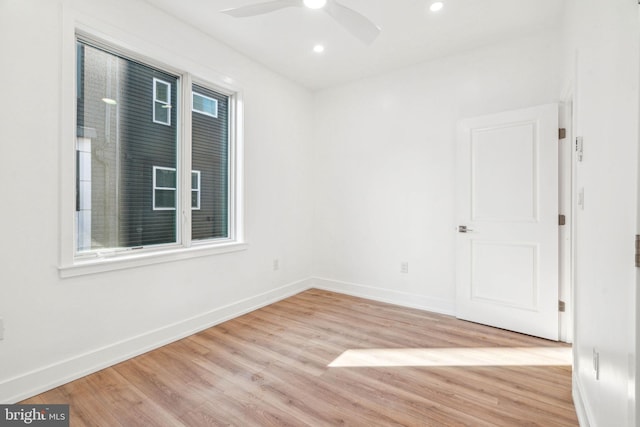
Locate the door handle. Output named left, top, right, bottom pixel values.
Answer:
left=458, top=225, right=474, bottom=233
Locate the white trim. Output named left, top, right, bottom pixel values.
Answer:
left=0, top=278, right=313, bottom=403
left=311, top=277, right=456, bottom=316
left=60, top=241, right=248, bottom=278
left=559, top=96, right=574, bottom=344
left=60, top=6, right=79, bottom=270
left=229, top=90, right=244, bottom=244
left=152, top=165, right=177, bottom=211
left=152, top=77, right=171, bottom=126
left=573, top=372, right=594, bottom=427
left=179, top=73, right=193, bottom=254
left=0, top=279, right=504, bottom=403
left=192, top=91, right=218, bottom=118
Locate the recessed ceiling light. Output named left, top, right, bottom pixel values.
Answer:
left=430, top=1, right=444, bottom=12
left=313, top=44, right=325, bottom=53
left=304, top=0, right=327, bottom=9
left=101, top=98, right=117, bottom=105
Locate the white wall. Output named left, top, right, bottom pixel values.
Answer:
left=312, top=32, right=563, bottom=314
left=0, top=0, right=314, bottom=402
left=2, top=2, right=638, bottom=423
left=563, top=0, right=639, bottom=426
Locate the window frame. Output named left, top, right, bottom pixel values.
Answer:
left=191, top=170, right=201, bottom=210
left=59, top=26, right=246, bottom=278
left=153, top=78, right=172, bottom=126
left=192, top=91, right=218, bottom=118
left=153, top=166, right=177, bottom=211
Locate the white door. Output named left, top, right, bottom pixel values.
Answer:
left=456, top=104, right=559, bottom=341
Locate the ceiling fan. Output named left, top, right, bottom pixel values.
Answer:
left=221, top=0, right=381, bottom=45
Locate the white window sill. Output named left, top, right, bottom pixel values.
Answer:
left=59, top=241, right=248, bottom=278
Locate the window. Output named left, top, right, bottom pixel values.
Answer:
left=191, top=171, right=201, bottom=210
left=153, top=166, right=177, bottom=210
left=76, top=40, right=178, bottom=249
left=153, top=78, right=171, bottom=125
left=67, top=34, right=243, bottom=272
left=191, top=83, right=229, bottom=241
left=192, top=92, right=218, bottom=118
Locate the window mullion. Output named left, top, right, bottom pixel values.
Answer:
left=180, top=73, right=193, bottom=248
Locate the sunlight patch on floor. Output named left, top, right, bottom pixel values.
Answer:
left=328, top=347, right=572, bottom=367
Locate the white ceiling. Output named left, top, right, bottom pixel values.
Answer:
left=144, top=0, right=566, bottom=91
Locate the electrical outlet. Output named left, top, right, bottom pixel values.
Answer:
left=400, top=262, right=409, bottom=274
left=593, top=348, right=600, bottom=380
left=273, top=259, right=279, bottom=271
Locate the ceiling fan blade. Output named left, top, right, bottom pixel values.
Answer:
left=221, top=0, right=303, bottom=18
left=324, top=0, right=381, bottom=45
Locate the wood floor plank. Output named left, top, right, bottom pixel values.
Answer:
left=21, top=289, right=578, bottom=426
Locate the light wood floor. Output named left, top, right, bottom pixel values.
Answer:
left=23, top=289, right=578, bottom=426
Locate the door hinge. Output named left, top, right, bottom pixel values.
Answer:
left=558, top=301, right=566, bottom=312
left=559, top=128, right=566, bottom=140
left=559, top=214, right=566, bottom=226
left=635, top=235, right=640, bottom=267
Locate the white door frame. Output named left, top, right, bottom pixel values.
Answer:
left=559, top=95, right=574, bottom=344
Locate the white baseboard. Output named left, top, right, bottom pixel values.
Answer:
left=2, top=277, right=457, bottom=403
left=310, top=277, right=456, bottom=316
left=572, top=372, right=593, bottom=427
left=0, top=278, right=313, bottom=404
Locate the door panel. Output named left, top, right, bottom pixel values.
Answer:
left=472, top=122, right=537, bottom=221
left=456, top=104, right=559, bottom=341
left=471, top=241, right=538, bottom=310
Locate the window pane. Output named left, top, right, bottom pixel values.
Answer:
left=155, top=80, right=169, bottom=103
left=154, top=102, right=169, bottom=124
left=76, top=39, right=178, bottom=251
left=193, top=92, right=218, bottom=117
left=191, top=191, right=199, bottom=209
left=156, top=168, right=176, bottom=188
left=155, top=189, right=176, bottom=209
left=191, top=84, right=229, bottom=241
left=191, top=171, right=199, bottom=189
